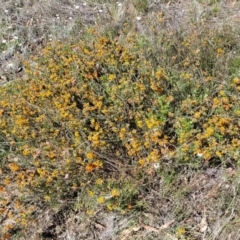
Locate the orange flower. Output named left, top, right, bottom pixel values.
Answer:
left=85, top=163, right=96, bottom=173
left=8, top=163, right=20, bottom=172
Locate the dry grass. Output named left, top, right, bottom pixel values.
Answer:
left=1, top=0, right=240, bottom=239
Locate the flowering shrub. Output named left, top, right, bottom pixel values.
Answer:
left=0, top=23, right=240, bottom=238
left=0, top=30, right=175, bottom=237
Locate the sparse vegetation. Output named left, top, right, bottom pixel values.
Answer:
left=1, top=0, right=240, bottom=239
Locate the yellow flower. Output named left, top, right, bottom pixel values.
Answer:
left=219, top=90, right=225, bottom=96
left=107, top=203, right=113, bottom=211
left=145, top=116, right=160, bottom=129
left=86, top=152, right=95, bottom=159
left=85, top=160, right=102, bottom=173
left=91, top=133, right=99, bottom=142
left=108, top=74, right=116, bottom=81
left=74, top=131, right=79, bottom=138
left=16, top=115, right=28, bottom=125
left=204, top=127, right=214, bottom=138
left=44, top=195, right=51, bottom=202
left=111, top=188, right=120, bottom=197
left=88, top=190, right=94, bottom=197
left=138, top=84, right=145, bottom=91
left=136, top=120, right=143, bottom=128
left=203, top=151, right=212, bottom=160
left=51, top=169, right=59, bottom=178
left=233, top=77, right=240, bottom=84
left=119, top=127, right=127, bottom=140
left=37, top=168, right=46, bottom=176
left=96, top=178, right=103, bottom=185
left=138, top=158, right=145, bottom=166
left=131, top=139, right=141, bottom=151
left=93, top=160, right=103, bottom=168
left=217, top=48, right=224, bottom=55
left=90, top=118, right=95, bottom=125
left=0, top=100, right=8, bottom=107
left=176, top=227, right=186, bottom=236
left=8, top=163, right=20, bottom=172
left=194, top=112, right=201, bottom=119
left=86, top=210, right=95, bottom=215
left=97, top=197, right=105, bottom=204
left=155, top=70, right=164, bottom=79
left=216, top=151, right=222, bottom=158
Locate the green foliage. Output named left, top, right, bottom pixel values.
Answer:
left=229, top=57, right=240, bottom=76
left=132, top=0, right=148, bottom=13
